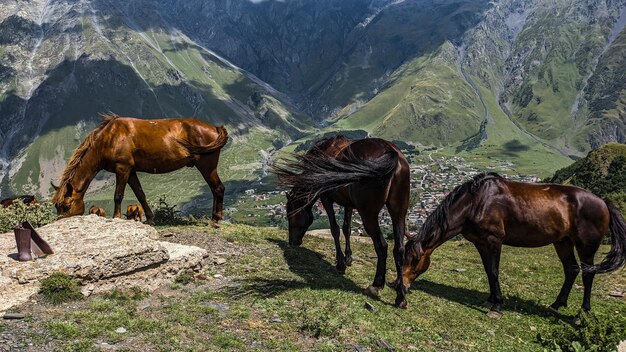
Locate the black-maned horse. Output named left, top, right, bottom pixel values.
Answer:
left=403, top=173, right=626, bottom=313
left=274, top=136, right=411, bottom=307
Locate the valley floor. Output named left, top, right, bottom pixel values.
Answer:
left=1, top=224, right=624, bottom=351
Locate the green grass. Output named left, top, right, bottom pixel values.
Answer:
left=335, top=42, right=484, bottom=146
left=25, top=224, right=626, bottom=351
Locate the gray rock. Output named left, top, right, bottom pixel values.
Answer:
left=2, top=313, right=25, bottom=320
left=0, top=216, right=208, bottom=315
left=115, top=327, right=127, bottom=334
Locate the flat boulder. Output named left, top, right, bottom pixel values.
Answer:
left=0, top=215, right=207, bottom=314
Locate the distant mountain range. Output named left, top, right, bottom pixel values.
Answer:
left=0, top=0, right=625, bottom=204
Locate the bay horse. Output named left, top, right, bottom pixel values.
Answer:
left=126, top=204, right=143, bottom=221
left=89, top=205, right=106, bottom=217
left=402, top=173, right=626, bottom=313
left=274, top=136, right=411, bottom=307
left=52, top=114, right=228, bottom=225
left=1, top=195, right=37, bottom=208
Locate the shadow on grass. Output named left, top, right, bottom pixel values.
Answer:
left=228, top=238, right=365, bottom=299
left=412, top=279, right=570, bottom=320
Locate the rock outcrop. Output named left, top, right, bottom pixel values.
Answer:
left=0, top=215, right=207, bottom=314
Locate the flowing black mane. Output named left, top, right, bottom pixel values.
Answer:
left=408, top=172, right=503, bottom=247
left=273, top=146, right=398, bottom=208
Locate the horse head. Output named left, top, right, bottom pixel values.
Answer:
left=286, top=192, right=314, bottom=246
left=402, top=240, right=432, bottom=289
left=53, top=183, right=85, bottom=219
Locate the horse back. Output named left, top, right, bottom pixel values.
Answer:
left=482, top=180, right=609, bottom=245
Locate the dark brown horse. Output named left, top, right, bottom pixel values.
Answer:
left=274, top=136, right=411, bottom=307
left=126, top=204, right=143, bottom=221
left=402, top=173, right=626, bottom=313
left=1, top=195, right=37, bottom=208
left=52, top=114, right=228, bottom=225
left=88, top=205, right=106, bottom=217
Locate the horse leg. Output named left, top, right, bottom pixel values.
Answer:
left=386, top=190, right=409, bottom=308
left=113, top=170, right=130, bottom=218
left=342, top=207, right=353, bottom=266
left=361, top=208, right=388, bottom=298
left=127, top=172, right=154, bottom=225
left=321, top=197, right=346, bottom=274
left=550, top=239, right=580, bottom=311
left=474, top=241, right=504, bottom=312
left=575, top=236, right=601, bottom=312
left=195, top=154, right=225, bottom=226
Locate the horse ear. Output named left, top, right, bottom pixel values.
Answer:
left=65, top=183, right=73, bottom=196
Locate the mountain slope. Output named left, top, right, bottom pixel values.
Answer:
left=547, top=143, right=626, bottom=213
left=0, top=0, right=313, bottom=199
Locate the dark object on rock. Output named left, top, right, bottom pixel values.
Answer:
left=14, top=227, right=32, bottom=261
left=13, top=221, right=54, bottom=261
left=2, top=313, right=25, bottom=320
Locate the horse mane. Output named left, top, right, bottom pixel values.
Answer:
left=273, top=143, right=398, bottom=210
left=409, top=172, right=504, bottom=248
left=51, top=114, right=119, bottom=205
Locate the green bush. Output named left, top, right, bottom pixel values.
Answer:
left=40, top=272, right=83, bottom=305
left=537, top=311, right=626, bottom=352
left=151, top=196, right=189, bottom=226
left=0, top=200, right=56, bottom=233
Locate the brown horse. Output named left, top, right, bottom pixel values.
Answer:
left=274, top=136, right=411, bottom=307
left=88, top=205, right=106, bottom=217
left=402, top=173, right=626, bottom=313
left=1, top=195, right=37, bottom=208
left=52, top=114, right=228, bottom=225
left=126, top=204, right=143, bottom=221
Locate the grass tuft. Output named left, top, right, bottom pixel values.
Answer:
left=40, top=273, right=83, bottom=305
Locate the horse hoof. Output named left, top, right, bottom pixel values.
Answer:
left=210, top=221, right=220, bottom=229
left=364, top=285, right=381, bottom=298
left=486, top=310, right=503, bottom=319
left=395, top=297, right=407, bottom=309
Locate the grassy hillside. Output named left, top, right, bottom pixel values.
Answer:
left=334, top=42, right=484, bottom=146
left=3, top=224, right=624, bottom=351
left=547, top=143, right=626, bottom=213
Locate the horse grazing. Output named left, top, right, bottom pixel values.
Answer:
left=1, top=195, right=37, bottom=208
left=274, top=136, right=411, bottom=307
left=88, top=205, right=106, bottom=217
left=51, top=114, right=228, bottom=225
left=126, top=204, right=143, bottom=221
left=403, top=173, right=626, bottom=313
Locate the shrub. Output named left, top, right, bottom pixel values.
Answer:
left=0, top=200, right=55, bottom=233
left=40, top=272, right=83, bottom=305
left=152, top=196, right=188, bottom=226
left=537, top=311, right=626, bottom=352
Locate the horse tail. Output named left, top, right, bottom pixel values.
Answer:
left=274, top=148, right=399, bottom=205
left=179, top=125, right=229, bottom=155
left=589, top=200, right=626, bottom=274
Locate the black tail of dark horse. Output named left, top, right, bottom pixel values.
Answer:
left=273, top=148, right=399, bottom=206
left=589, top=201, right=626, bottom=274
